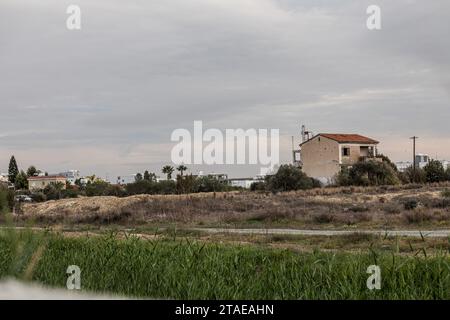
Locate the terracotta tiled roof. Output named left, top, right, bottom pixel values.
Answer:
left=300, top=133, right=379, bottom=146
left=27, top=175, right=66, bottom=180
left=319, top=133, right=379, bottom=144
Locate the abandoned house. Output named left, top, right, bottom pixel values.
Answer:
left=299, top=133, right=380, bottom=185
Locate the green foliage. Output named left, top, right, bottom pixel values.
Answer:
left=399, top=166, right=426, bottom=184
left=8, top=155, right=19, bottom=184
left=162, top=165, right=175, bottom=180
left=0, top=187, right=14, bottom=213
left=30, top=192, right=46, bottom=203
left=125, top=180, right=177, bottom=195
left=26, top=166, right=39, bottom=177
left=176, top=165, right=188, bottom=176
left=250, top=181, right=266, bottom=192
left=85, top=180, right=111, bottom=197
left=424, top=160, right=446, bottom=183
left=377, top=154, right=398, bottom=172
left=135, top=173, right=143, bottom=182
left=337, top=160, right=400, bottom=186
left=14, top=171, right=28, bottom=190
left=266, top=165, right=316, bottom=192
left=403, top=199, right=419, bottom=210
left=2, top=231, right=450, bottom=299
left=43, top=182, right=65, bottom=200
left=176, top=174, right=197, bottom=194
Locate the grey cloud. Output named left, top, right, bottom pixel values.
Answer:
left=0, top=0, right=449, bottom=178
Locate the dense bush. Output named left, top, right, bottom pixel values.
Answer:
left=0, top=187, right=14, bottom=213
left=84, top=181, right=111, bottom=197
left=43, top=182, right=65, bottom=200
left=125, top=180, right=177, bottom=195
left=266, top=165, right=317, bottom=192
left=398, top=166, right=426, bottom=184
left=424, top=160, right=447, bottom=183
left=336, top=160, right=399, bottom=186
left=250, top=181, right=266, bottom=191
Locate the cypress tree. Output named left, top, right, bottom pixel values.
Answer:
left=8, top=155, right=19, bottom=184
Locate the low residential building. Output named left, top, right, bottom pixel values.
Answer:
left=59, top=170, right=81, bottom=185
left=28, top=175, right=67, bottom=191
left=299, top=133, right=380, bottom=185
left=228, top=178, right=255, bottom=189
left=396, top=157, right=449, bottom=172
left=0, top=173, right=8, bottom=184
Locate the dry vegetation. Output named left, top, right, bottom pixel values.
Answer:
left=15, top=182, right=450, bottom=229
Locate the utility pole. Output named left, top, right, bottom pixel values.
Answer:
left=291, top=136, right=295, bottom=164
left=410, top=136, right=418, bottom=181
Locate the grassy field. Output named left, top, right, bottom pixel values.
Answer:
left=1, top=229, right=450, bottom=299
left=16, top=183, right=450, bottom=230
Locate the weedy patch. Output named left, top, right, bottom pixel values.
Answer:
left=1, top=230, right=450, bottom=299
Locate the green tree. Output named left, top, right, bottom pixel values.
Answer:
left=43, top=182, right=65, bottom=200
left=424, top=160, right=446, bottom=183
left=8, top=155, right=19, bottom=184
left=143, top=171, right=157, bottom=182
left=15, top=170, right=29, bottom=190
left=336, top=160, right=400, bottom=186
left=177, top=165, right=188, bottom=176
left=266, top=164, right=316, bottom=192
left=348, top=160, right=400, bottom=186
left=446, top=167, right=450, bottom=181
left=399, top=166, right=426, bottom=184
left=162, top=165, right=175, bottom=180
left=135, top=173, right=143, bottom=182
left=26, top=165, right=39, bottom=177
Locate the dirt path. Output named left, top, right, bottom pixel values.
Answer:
left=3, top=226, right=450, bottom=238
left=190, top=228, right=450, bottom=238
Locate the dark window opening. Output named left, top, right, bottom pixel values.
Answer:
left=342, top=147, right=350, bottom=156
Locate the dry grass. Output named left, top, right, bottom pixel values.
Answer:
left=15, top=182, right=450, bottom=229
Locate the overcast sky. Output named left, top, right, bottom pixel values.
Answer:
left=1, top=0, right=449, bottom=179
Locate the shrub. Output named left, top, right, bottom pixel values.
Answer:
left=336, top=160, right=400, bottom=186
left=312, top=212, right=334, bottom=223
left=0, top=187, right=14, bottom=213
left=266, top=165, right=315, bottom=192
left=404, top=199, right=418, bottom=210
left=85, top=181, right=110, bottom=197
left=348, top=205, right=369, bottom=213
left=424, top=160, right=446, bottom=183
left=403, top=209, right=433, bottom=223
left=30, top=192, right=47, bottom=203
left=195, top=176, right=228, bottom=193
left=349, top=160, right=400, bottom=186
left=61, top=189, right=79, bottom=199
left=399, top=166, right=426, bottom=184
left=105, top=185, right=127, bottom=197
left=383, top=203, right=402, bottom=214
left=43, top=182, right=65, bottom=200
left=250, top=181, right=266, bottom=192
left=176, top=174, right=198, bottom=194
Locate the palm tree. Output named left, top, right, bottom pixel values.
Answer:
left=162, top=165, right=175, bottom=180
left=176, top=165, right=187, bottom=176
